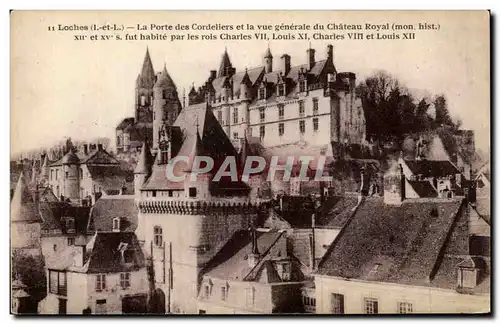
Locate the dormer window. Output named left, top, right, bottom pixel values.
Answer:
left=299, top=80, right=306, bottom=93
left=276, top=261, right=291, bottom=281
left=278, top=84, right=285, bottom=97
left=259, top=87, right=266, bottom=100
left=457, top=257, right=479, bottom=289
left=112, top=217, right=121, bottom=232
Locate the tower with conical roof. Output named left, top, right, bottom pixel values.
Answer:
left=264, top=46, right=273, bottom=73
left=218, top=48, right=234, bottom=78
left=61, top=150, right=80, bottom=203
left=11, top=172, right=43, bottom=254
left=135, top=48, right=156, bottom=123
left=152, top=63, right=182, bottom=153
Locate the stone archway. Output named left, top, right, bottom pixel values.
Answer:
left=149, top=288, right=166, bottom=314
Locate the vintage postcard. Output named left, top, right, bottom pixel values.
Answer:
left=10, top=10, right=490, bottom=315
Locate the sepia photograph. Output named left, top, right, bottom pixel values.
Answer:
left=10, top=10, right=490, bottom=315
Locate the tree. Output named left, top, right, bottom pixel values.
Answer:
left=434, top=94, right=453, bottom=127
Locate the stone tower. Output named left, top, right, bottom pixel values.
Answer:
left=61, top=150, right=80, bottom=203
left=135, top=48, right=156, bottom=123
left=264, top=46, right=273, bottom=73
left=152, top=63, right=181, bottom=153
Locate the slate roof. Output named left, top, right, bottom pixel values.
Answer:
left=49, top=232, right=145, bottom=273
left=316, top=197, right=475, bottom=291
left=137, top=48, right=156, bottom=88
left=87, top=165, right=131, bottom=194
left=404, top=160, right=460, bottom=178
left=407, top=180, right=438, bottom=198
left=315, top=195, right=360, bottom=228
left=204, top=231, right=302, bottom=283
left=11, top=173, right=42, bottom=223
left=154, top=64, right=176, bottom=89
left=116, top=117, right=135, bottom=131
left=87, top=195, right=138, bottom=233
left=39, top=202, right=91, bottom=235
left=80, top=149, right=120, bottom=165
left=134, top=141, right=153, bottom=174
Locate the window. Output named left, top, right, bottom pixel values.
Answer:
left=398, top=302, right=413, bottom=314
left=140, top=95, right=146, bottom=106
left=233, top=107, right=238, bottom=124
left=189, top=187, right=197, bottom=198
left=233, top=132, right=239, bottom=140
left=154, top=226, right=163, bottom=247
left=278, top=104, right=284, bottom=119
left=168, top=190, right=173, bottom=197
left=80, top=168, right=83, bottom=179
left=53, top=244, right=57, bottom=252
left=67, top=237, right=75, bottom=246
left=55, top=169, right=58, bottom=180
left=217, top=110, right=223, bottom=123
left=278, top=84, right=285, bottom=97
left=299, top=120, right=305, bottom=134
left=65, top=218, right=75, bottom=233
left=96, top=274, right=106, bottom=292
left=112, top=217, right=121, bottom=232
left=299, top=101, right=305, bottom=116
left=364, top=298, right=378, bottom=314
left=58, top=298, right=67, bottom=314
left=313, top=98, right=319, bottom=114
left=259, top=107, right=265, bottom=122
left=65, top=172, right=69, bottom=179
left=49, top=270, right=67, bottom=296
left=259, top=88, right=266, bottom=100
left=277, top=262, right=291, bottom=281
left=120, top=273, right=131, bottom=289
left=152, top=190, right=156, bottom=197
left=246, top=287, right=255, bottom=307
left=96, top=299, right=107, bottom=314
left=259, top=126, right=265, bottom=139
left=303, top=295, right=316, bottom=307
left=331, top=293, right=344, bottom=314
left=279, top=123, right=284, bottom=136
left=51, top=170, right=53, bottom=181
left=313, top=118, right=319, bottom=131
left=221, top=286, right=227, bottom=301
left=299, top=80, right=306, bottom=93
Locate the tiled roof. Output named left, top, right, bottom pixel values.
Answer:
left=316, top=195, right=360, bottom=228
left=407, top=180, right=438, bottom=198
left=39, top=202, right=91, bottom=234
left=404, top=160, right=460, bottom=178
left=87, top=195, right=138, bottom=233
left=11, top=173, right=42, bottom=223
left=87, top=165, right=131, bottom=193
left=203, top=230, right=284, bottom=281
left=85, top=232, right=146, bottom=273
left=80, top=149, right=120, bottom=165
left=316, top=197, right=469, bottom=290
left=116, top=117, right=135, bottom=130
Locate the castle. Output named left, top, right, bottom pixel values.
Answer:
left=117, top=45, right=366, bottom=156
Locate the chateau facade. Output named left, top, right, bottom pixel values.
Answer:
left=187, top=45, right=366, bottom=154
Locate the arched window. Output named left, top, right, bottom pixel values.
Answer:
left=154, top=226, right=163, bottom=247
left=113, top=218, right=121, bottom=232
left=140, top=95, right=146, bottom=106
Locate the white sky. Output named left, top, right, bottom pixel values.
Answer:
left=10, top=11, right=490, bottom=155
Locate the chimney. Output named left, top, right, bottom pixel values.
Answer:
left=83, top=144, right=88, bottom=155
left=97, top=143, right=103, bottom=151
left=307, top=48, right=315, bottom=70
left=280, top=54, right=291, bottom=75
left=327, top=44, right=334, bottom=63
left=73, top=245, right=86, bottom=267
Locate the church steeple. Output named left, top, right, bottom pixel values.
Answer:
left=218, top=48, right=233, bottom=78
left=137, top=47, right=156, bottom=89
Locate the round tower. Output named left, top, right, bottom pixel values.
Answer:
left=134, top=141, right=153, bottom=243
left=61, top=151, right=80, bottom=203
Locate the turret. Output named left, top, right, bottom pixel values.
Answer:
left=240, top=69, right=251, bottom=101
left=264, top=46, right=273, bottom=73
left=61, top=150, right=80, bottom=203
left=135, top=48, right=156, bottom=122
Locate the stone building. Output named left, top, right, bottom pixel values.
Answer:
left=116, top=48, right=182, bottom=153
left=48, top=144, right=133, bottom=205
left=187, top=45, right=366, bottom=156
left=38, top=232, right=148, bottom=314
left=314, top=160, right=490, bottom=314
